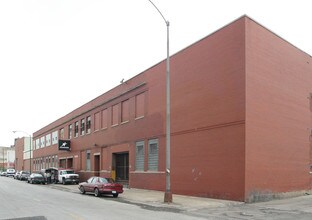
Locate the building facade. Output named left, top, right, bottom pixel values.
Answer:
left=0, top=146, right=15, bottom=171
left=14, top=137, right=32, bottom=172
left=28, top=16, right=312, bottom=202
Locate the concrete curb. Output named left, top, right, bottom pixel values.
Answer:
left=44, top=183, right=241, bottom=212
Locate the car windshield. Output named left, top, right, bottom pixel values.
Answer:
left=99, top=177, right=114, bottom=183
left=62, top=170, right=74, bottom=174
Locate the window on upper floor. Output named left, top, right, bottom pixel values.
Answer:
left=80, top=118, right=85, bottom=136
left=60, top=128, right=64, bottom=139
left=74, top=121, right=79, bottom=138
left=135, top=92, right=145, bottom=119
left=111, top=104, right=119, bottom=126
left=86, top=116, right=91, bottom=134
left=40, top=136, right=45, bottom=148
left=68, top=124, right=72, bottom=139
left=45, top=134, right=51, bottom=147
left=101, top=109, right=108, bottom=129
left=52, top=131, right=58, bottom=145
left=121, top=99, right=129, bottom=123
left=94, top=112, right=100, bottom=131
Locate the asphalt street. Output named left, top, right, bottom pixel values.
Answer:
left=2, top=176, right=312, bottom=220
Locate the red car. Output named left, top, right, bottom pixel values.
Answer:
left=79, top=177, right=123, bottom=198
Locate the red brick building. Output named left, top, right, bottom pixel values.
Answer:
left=30, top=16, right=312, bottom=202
left=14, top=138, right=25, bottom=171
left=13, top=137, right=32, bottom=172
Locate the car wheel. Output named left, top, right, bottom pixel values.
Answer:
left=113, top=193, right=119, bottom=198
left=79, top=186, right=85, bottom=194
left=94, top=188, right=100, bottom=197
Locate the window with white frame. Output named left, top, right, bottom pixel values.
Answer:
left=52, top=131, right=58, bottom=145
left=45, top=134, right=51, bottom=147
left=40, top=136, right=45, bottom=148
left=35, top=139, right=40, bottom=150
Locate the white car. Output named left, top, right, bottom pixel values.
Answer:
left=6, top=169, right=16, bottom=177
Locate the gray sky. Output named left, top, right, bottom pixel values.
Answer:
left=1, top=0, right=311, bottom=146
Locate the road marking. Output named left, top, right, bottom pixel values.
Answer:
left=69, top=213, right=84, bottom=220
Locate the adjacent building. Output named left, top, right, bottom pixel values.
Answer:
left=25, top=16, right=312, bottom=202
left=14, top=137, right=32, bottom=172
left=0, top=146, right=15, bottom=170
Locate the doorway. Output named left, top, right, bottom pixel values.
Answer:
left=94, top=155, right=100, bottom=177
left=67, top=158, right=73, bottom=169
left=112, top=152, right=129, bottom=184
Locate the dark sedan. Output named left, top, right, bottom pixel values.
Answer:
left=27, top=173, right=45, bottom=184
left=79, top=177, right=123, bottom=197
left=19, top=171, right=30, bottom=181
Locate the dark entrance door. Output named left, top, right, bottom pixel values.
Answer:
left=67, top=158, right=73, bottom=169
left=94, top=155, right=100, bottom=177
left=113, top=153, right=129, bottom=184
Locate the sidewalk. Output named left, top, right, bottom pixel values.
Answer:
left=46, top=183, right=240, bottom=212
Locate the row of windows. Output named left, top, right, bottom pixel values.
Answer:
left=33, top=138, right=159, bottom=173
left=34, top=92, right=145, bottom=150
left=33, top=155, right=58, bottom=171
left=135, top=139, right=159, bottom=171
left=67, top=92, right=145, bottom=139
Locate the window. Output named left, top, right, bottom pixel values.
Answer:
left=135, top=141, right=145, bottom=171
left=60, top=128, right=64, bottom=139
left=55, top=155, right=58, bottom=168
left=35, top=139, right=40, bottom=150
left=94, top=112, right=100, bottom=131
left=80, top=118, right=85, bottom=135
left=135, top=93, right=145, bottom=119
left=74, top=121, right=79, bottom=137
left=45, top=134, right=51, bottom=147
left=40, top=136, right=45, bottom=148
left=112, top=104, right=119, bottom=126
left=52, top=131, right=58, bottom=145
left=68, top=124, right=72, bottom=139
left=148, top=139, right=158, bottom=171
left=86, top=116, right=91, bottom=134
left=121, top=100, right=129, bottom=123
left=101, top=109, right=108, bottom=129
left=86, top=151, right=91, bottom=171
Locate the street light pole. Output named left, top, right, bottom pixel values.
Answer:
left=148, top=0, right=172, bottom=203
left=13, top=131, right=32, bottom=174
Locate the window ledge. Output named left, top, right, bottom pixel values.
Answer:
left=135, top=116, right=144, bottom=120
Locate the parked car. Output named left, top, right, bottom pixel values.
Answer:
left=6, top=169, right=15, bottom=177
left=1, top=171, right=7, bottom=176
left=27, top=173, right=45, bottom=184
left=43, top=168, right=79, bottom=184
left=19, top=171, right=30, bottom=181
left=14, top=171, right=21, bottom=179
left=79, top=177, right=123, bottom=197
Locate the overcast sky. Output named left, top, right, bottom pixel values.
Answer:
left=1, top=0, right=311, bottom=147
